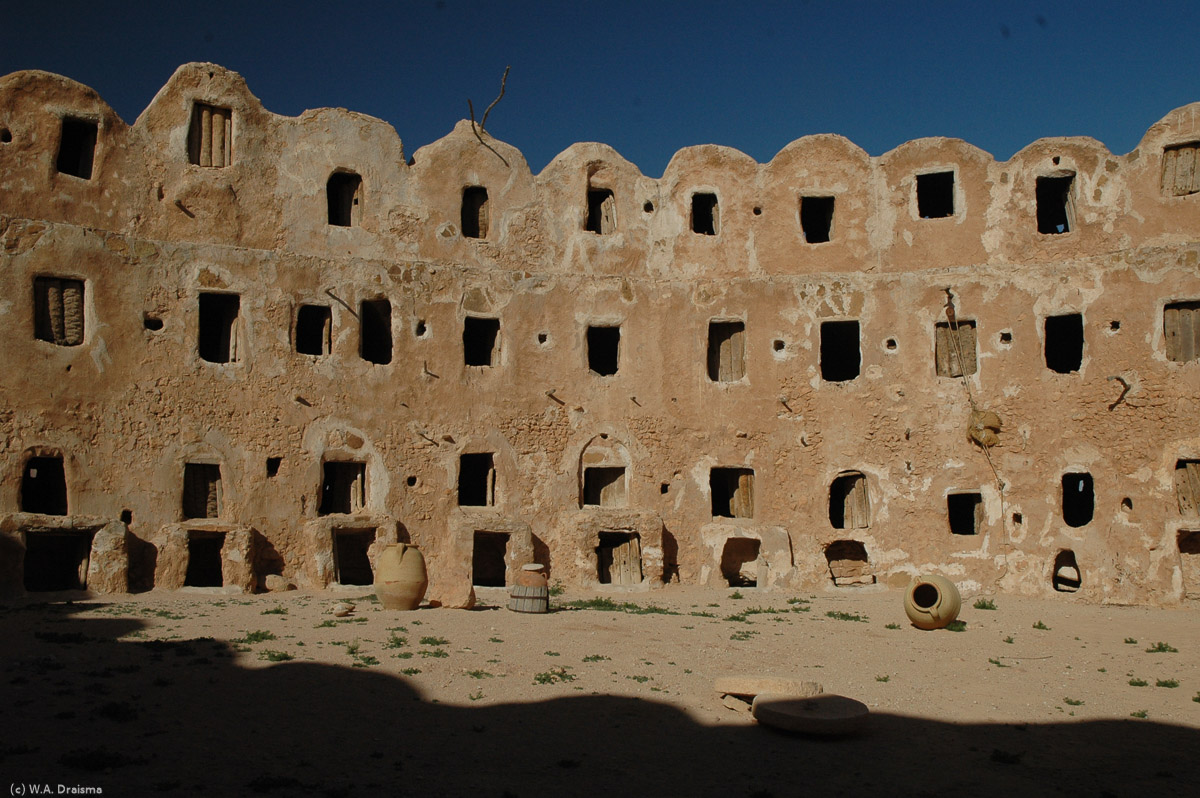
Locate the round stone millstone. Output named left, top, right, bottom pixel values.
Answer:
left=713, top=676, right=823, bottom=699
left=751, top=693, right=869, bottom=736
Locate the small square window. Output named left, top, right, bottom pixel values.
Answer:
left=947, top=492, right=983, bottom=535
left=916, top=171, right=954, bottom=218
left=711, top=467, right=754, bottom=518
left=463, top=316, right=500, bottom=367
left=691, top=192, right=719, bottom=235
left=197, top=293, right=240, bottom=363
left=1044, top=313, right=1083, bottom=373
left=320, top=462, right=366, bottom=515
left=295, top=305, right=331, bottom=357
left=327, top=171, right=363, bottom=227
left=188, top=103, right=232, bottom=167
left=1036, top=174, right=1075, bottom=234
left=1164, top=301, right=1200, bottom=363
left=820, top=320, right=860, bottom=382
left=56, top=117, right=97, bottom=179
left=583, top=466, right=626, bottom=507
left=1161, top=142, right=1200, bottom=197
left=33, top=277, right=85, bottom=346
left=182, top=463, right=222, bottom=519
left=934, top=321, right=977, bottom=377
left=707, top=321, right=745, bottom=382
left=800, top=196, right=834, bottom=243
left=587, top=325, right=620, bottom=375
left=586, top=188, right=615, bottom=234
left=458, top=453, right=496, bottom=506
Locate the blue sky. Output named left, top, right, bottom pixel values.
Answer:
left=3, top=1, right=1198, bottom=176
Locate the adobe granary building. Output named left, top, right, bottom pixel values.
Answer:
left=2, top=63, right=1199, bottom=606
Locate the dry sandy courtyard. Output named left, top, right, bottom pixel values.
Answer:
left=2, top=584, right=1198, bottom=797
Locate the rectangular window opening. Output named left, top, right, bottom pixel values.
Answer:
left=320, top=461, right=366, bottom=515
left=711, top=467, right=754, bottom=519
left=461, top=186, right=489, bottom=238
left=800, top=196, right=834, bottom=243
left=33, top=277, right=85, bottom=347
left=56, top=117, right=97, bottom=179
left=1062, top=472, right=1094, bottom=528
left=1036, top=174, right=1075, bottom=235
left=597, top=531, right=642, bottom=585
left=1044, top=313, right=1084, bottom=373
left=583, top=466, right=626, bottom=508
left=182, top=463, right=222, bottom=520
left=820, top=320, right=860, bottom=382
left=359, top=298, right=392, bottom=365
left=333, top=528, right=375, bottom=586
left=472, top=531, right=509, bottom=587
left=916, top=171, right=955, bottom=218
left=707, top=320, right=746, bottom=382
left=586, top=188, right=616, bottom=234
left=1161, top=142, right=1200, bottom=197
left=1164, top=301, right=1200, bottom=363
left=327, top=171, right=363, bottom=227
left=184, top=531, right=225, bottom=587
left=296, top=304, right=332, bottom=357
left=266, top=457, right=282, bottom=478
left=720, top=538, right=760, bottom=587
left=463, top=316, right=500, bottom=367
left=1178, top=530, right=1200, bottom=598
left=188, top=103, right=232, bottom=167
left=691, top=192, right=719, bottom=235
left=458, top=453, right=495, bottom=507
left=934, top=320, right=977, bottom=377
left=197, top=292, right=240, bottom=364
left=587, top=325, right=620, bottom=376
left=1175, top=460, right=1200, bottom=517
left=947, top=492, right=983, bottom=535
left=829, top=472, right=870, bottom=529
left=23, top=529, right=95, bottom=592
left=22, top=456, right=68, bottom=515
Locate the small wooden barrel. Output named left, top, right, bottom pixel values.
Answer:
left=508, top=584, right=549, bottom=614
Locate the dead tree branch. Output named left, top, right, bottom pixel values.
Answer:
left=468, top=66, right=511, bottom=167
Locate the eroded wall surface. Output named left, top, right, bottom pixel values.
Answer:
left=2, top=63, right=1199, bottom=604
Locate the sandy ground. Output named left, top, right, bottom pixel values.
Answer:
left=2, top=584, right=1199, bottom=797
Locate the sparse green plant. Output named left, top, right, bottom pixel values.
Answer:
left=153, top=610, right=186, bottom=620
left=730, top=629, right=758, bottom=641
left=1130, top=709, right=1148, bottom=718
left=1192, top=692, right=1200, bottom=703
left=261, top=606, right=288, bottom=615
left=1156, top=679, right=1179, bottom=688
left=1145, top=641, right=1178, bottom=653
left=384, top=633, right=408, bottom=649
left=885, top=623, right=901, bottom=630
left=345, top=640, right=361, bottom=656
left=946, top=620, right=967, bottom=632
left=465, top=670, right=493, bottom=679
left=400, top=668, right=421, bottom=675
left=353, top=654, right=379, bottom=667
left=729, top=591, right=744, bottom=600
left=1124, top=637, right=1138, bottom=644
left=786, top=597, right=810, bottom=605
left=533, top=667, right=576, bottom=685
left=419, top=649, right=448, bottom=658
left=1129, top=678, right=1148, bottom=687
left=1063, top=697, right=1084, bottom=706
left=561, top=597, right=679, bottom=615
left=314, top=619, right=336, bottom=628
left=234, top=630, right=277, bottom=644
left=973, top=598, right=997, bottom=610
left=627, top=675, right=651, bottom=683
left=548, top=582, right=565, bottom=597
left=544, top=651, right=560, bottom=657
left=988, top=658, right=1009, bottom=668
left=489, top=637, right=503, bottom=643
left=1097, top=668, right=1106, bottom=673
left=469, top=689, right=484, bottom=701
left=689, top=611, right=716, bottom=618
left=583, top=654, right=610, bottom=662
left=259, top=650, right=293, bottom=662
left=1004, top=636, right=1014, bottom=644
left=420, top=636, right=449, bottom=647
left=726, top=613, right=751, bottom=623
left=825, top=611, right=868, bottom=623
left=393, top=651, right=413, bottom=659
left=1032, top=620, right=1049, bottom=630
left=875, top=675, right=890, bottom=682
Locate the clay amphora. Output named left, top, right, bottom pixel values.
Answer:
left=374, top=543, right=428, bottom=610
left=903, top=574, right=961, bottom=630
